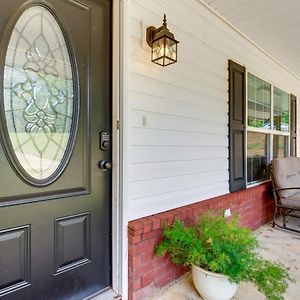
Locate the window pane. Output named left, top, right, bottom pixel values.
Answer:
left=247, top=132, right=269, bottom=183
left=273, top=87, right=289, bottom=132
left=273, top=135, right=289, bottom=159
left=248, top=73, right=271, bottom=129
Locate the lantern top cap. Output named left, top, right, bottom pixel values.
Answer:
left=152, top=14, right=179, bottom=43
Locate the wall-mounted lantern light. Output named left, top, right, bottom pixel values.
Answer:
left=146, top=14, right=179, bottom=67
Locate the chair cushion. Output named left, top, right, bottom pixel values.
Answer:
left=280, top=193, right=300, bottom=209
left=272, top=157, right=300, bottom=198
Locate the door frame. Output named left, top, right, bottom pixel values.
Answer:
left=110, top=0, right=131, bottom=299
left=85, top=0, right=127, bottom=299
left=106, top=0, right=128, bottom=299
left=91, top=1, right=129, bottom=299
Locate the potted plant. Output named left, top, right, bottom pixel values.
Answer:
left=155, top=211, right=292, bottom=300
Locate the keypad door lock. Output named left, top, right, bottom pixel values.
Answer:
left=100, top=131, right=111, bottom=151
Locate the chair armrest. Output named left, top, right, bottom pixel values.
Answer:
left=274, top=187, right=300, bottom=192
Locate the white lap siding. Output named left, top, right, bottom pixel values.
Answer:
left=126, top=0, right=300, bottom=220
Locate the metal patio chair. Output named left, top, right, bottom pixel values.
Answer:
left=270, top=157, right=300, bottom=233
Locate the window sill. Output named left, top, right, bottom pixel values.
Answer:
left=247, top=179, right=271, bottom=188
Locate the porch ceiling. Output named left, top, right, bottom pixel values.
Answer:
left=204, top=0, right=300, bottom=78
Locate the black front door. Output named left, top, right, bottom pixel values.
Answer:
left=0, top=0, right=112, bottom=299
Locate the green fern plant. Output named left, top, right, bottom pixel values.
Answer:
left=156, top=211, right=293, bottom=300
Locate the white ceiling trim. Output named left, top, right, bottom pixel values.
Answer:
left=196, top=0, right=300, bottom=80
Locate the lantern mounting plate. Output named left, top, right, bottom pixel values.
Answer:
left=146, top=26, right=157, bottom=47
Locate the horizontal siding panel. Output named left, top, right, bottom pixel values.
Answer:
left=131, top=146, right=228, bottom=163
left=130, top=91, right=227, bottom=124
left=130, top=18, right=226, bottom=73
left=129, top=181, right=229, bottom=220
left=129, top=170, right=228, bottom=200
left=130, top=74, right=228, bottom=113
left=130, top=38, right=227, bottom=90
left=131, top=128, right=227, bottom=147
left=131, top=110, right=227, bottom=135
left=131, top=159, right=228, bottom=181
left=131, top=56, right=227, bottom=98
left=131, top=48, right=227, bottom=93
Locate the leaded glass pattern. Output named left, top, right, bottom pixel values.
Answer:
left=3, top=6, right=75, bottom=180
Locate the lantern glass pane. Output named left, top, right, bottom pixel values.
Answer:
left=151, top=35, right=178, bottom=66
left=154, top=58, right=165, bottom=66
left=152, top=39, right=160, bottom=61
left=164, top=37, right=173, bottom=59
left=169, top=42, right=177, bottom=61
left=158, top=38, right=166, bottom=59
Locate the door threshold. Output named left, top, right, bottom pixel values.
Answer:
left=85, top=288, right=121, bottom=300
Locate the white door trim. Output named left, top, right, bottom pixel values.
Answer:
left=111, top=0, right=130, bottom=298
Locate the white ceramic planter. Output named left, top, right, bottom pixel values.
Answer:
left=192, top=265, right=238, bottom=300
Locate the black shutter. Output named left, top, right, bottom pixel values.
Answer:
left=228, top=60, right=246, bottom=192
left=290, top=94, right=297, bottom=156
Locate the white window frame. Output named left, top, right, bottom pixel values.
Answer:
left=246, top=72, right=290, bottom=186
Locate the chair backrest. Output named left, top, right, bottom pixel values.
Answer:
left=272, top=157, right=300, bottom=198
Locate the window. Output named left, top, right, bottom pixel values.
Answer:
left=247, top=132, right=269, bottom=183
left=228, top=60, right=296, bottom=192
left=247, top=73, right=290, bottom=184
left=273, top=135, right=289, bottom=159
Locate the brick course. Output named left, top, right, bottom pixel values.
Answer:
left=128, top=182, right=274, bottom=300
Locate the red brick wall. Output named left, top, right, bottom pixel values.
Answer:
left=128, top=182, right=274, bottom=300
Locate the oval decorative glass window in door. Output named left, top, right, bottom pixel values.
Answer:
left=3, top=6, right=77, bottom=184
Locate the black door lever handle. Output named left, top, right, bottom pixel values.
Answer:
left=99, top=160, right=112, bottom=171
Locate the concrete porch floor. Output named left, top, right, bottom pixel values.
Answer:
left=147, top=217, right=300, bottom=300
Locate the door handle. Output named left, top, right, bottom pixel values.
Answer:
left=99, top=160, right=112, bottom=171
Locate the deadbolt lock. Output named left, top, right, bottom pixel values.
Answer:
left=100, top=131, right=111, bottom=151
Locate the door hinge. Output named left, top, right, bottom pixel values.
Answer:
left=116, top=120, right=120, bottom=130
